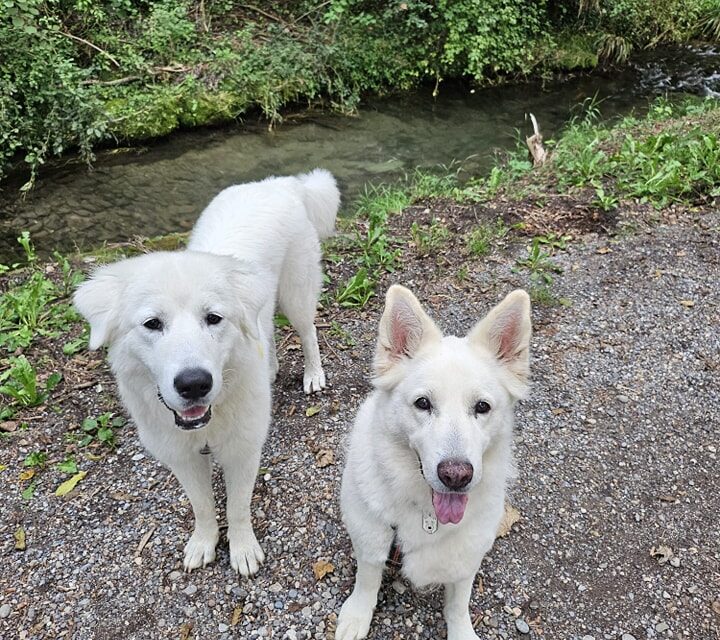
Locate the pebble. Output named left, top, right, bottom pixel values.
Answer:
left=218, top=623, right=229, bottom=632
left=0, top=604, right=11, bottom=618
left=515, top=619, right=530, bottom=634
left=391, top=580, right=407, bottom=595
left=168, top=571, right=182, bottom=581
left=621, top=634, right=637, bottom=640
left=183, top=584, right=197, bottom=596
left=656, top=622, right=669, bottom=632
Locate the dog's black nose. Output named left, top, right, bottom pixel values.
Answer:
left=437, top=459, right=474, bottom=490
left=174, top=368, right=213, bottom=400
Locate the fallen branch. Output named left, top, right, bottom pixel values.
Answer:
left=80, top=76, right=140, bottom=86
left=61, top=32, right=120, bottom=68
left=526, top=112, right=548, bottom=167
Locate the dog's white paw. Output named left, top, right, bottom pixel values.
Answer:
left=446, top=620, right=481, bottom=640
left=336, top=596, right=374, bottom=640
left=229, top=530, right=265, bottom=577
left=303, top=367, right=326, bottom=394
left=183, top=529, right=219, bottom=571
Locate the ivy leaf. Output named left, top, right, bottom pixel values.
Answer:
left=57, top=458, right=78, bottom=474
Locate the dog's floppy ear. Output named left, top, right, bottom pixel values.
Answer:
left=226, top=261, right=271, bottom=342
left=73, top=262, right=128, bottom=349
left=374, top=284, right=442, bottom=381
left=468, top=289, right=532, bottom=397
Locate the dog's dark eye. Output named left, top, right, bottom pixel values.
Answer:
left=414, top=396, right=432, bottom=412
left=143, top=317, right=163, bottom=331
left=206, top=313, right=223, bottom=326
left=474, top=400, right=491, bottom=415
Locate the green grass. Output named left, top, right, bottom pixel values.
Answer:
left=469, top=96, right=720, bottom=210
left=0, top=233, right=84, bottom=353
left=0, top=232, right=84, bottom=416
left=0, top=356, right=61, bottom=409
left=551, top=97, right=720, bottom=207
left=465, top=219, right=510, bottom=257
left=410, top=218, right=450, bottom=255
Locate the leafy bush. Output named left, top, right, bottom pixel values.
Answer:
left=0, top=2, right=105, bottom=187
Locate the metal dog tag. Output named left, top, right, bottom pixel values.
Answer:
left=199, top=442, right=212, bottom=455
left=422, top=510, right=438, bottom=534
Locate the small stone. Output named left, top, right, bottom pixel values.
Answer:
left=669, top=557, right=681, bottom=567
left=656, top=622, right=669, bottom=633
left=391, top=580, right=407, bottom=595
left=582, top=636, right=595, bottom=640
left=169, top=571, right=182, bottom=582
left=0, top=604, right=11, bottom=618
left=183, top=584, right=197, bottom=596
left=621, top=634, right=637, bottom=640
left=268, top=583, right=283, bottom=593
left=617, top=394, right=629, bottom=403
left=131, top=453, right=145, bottom=461
left=218, top=623, right=229, bottom=633
left=484, top=616, right=499, bottom=628
left=515, top=619, right=530, bottom=634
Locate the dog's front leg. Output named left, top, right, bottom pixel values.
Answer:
left=168, top=455, right=219, bottom=572
left=223, top=455, right=265, bottom=577
left=444, top=575, right=480, bottom=640
left=336, top=559, right=385, bottom=640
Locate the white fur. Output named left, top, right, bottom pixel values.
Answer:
left=337, top=285, right=532, bottom=640
left=188, top=168, right=340, bottom=393
left=73, top=169, right=339, bottom=574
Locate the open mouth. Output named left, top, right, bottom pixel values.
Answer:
left=158, top=392, right=212, bottom=430
left=432, top=490, right=469, bottom=525
left=173, top=405, right=212, bottom=430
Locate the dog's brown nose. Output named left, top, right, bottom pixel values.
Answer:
left=437, top=459, right=474, bottom=490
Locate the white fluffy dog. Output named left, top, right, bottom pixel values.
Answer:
left=337, top=285, right=531, bottom=640
left=74, top=169, right=339, bottom=573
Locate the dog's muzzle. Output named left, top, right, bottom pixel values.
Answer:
left=157, top=391, right=212, bottom=430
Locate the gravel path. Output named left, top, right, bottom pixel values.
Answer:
left=1, top=208, right=718, bottom=640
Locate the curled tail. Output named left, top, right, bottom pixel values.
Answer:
left=298, top=168, right=340, bottom=240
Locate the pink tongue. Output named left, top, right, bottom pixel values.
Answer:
left=432, top=491, right=469, bottom=525
left=181, top=406, right=208, bottom=419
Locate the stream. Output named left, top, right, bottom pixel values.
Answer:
left=1, top=45, right=718, bottom=261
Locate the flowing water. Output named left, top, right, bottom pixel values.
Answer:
left=1, top=45, right=718, bottom=261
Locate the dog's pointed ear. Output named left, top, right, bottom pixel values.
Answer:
left=374, top=284, right=442, bottom=378
left=468, top=289, right=532, bottom=397
left=73, top=263, right=126, bottom=349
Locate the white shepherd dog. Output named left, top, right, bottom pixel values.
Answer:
left=337, top=284, right=531, bottom=640
left=74, top=169, right=339, bottom=574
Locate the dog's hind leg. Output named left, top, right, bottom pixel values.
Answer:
left=168, top=455, right=219, bottom=572
left=278, top=238, right=326, bottom=394
left=444, top=575, right=480, bottom=640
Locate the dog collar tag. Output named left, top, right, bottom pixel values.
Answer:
left=422, top=509, right=438, bottom=534
left=199, top=442, right=212, bottom=455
